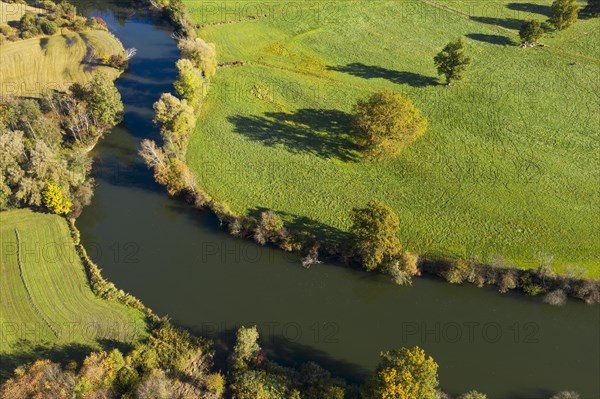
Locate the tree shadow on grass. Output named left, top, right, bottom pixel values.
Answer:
left=228, top=109, right=359, bottom=162
left=249, top=207, right=350, bottom=247
left=328, top=63, right=438, bottom=87
left=466, top=33, right=515, bottom=46
left=470, top=16, right=524, bottom=30
left=506, top=2, right=550, bottom=16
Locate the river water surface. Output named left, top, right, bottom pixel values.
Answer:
left=74, top=2, right=600, bottom=398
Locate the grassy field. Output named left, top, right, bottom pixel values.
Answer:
left=184, top=0, right=599, bottom=276
left=0, top=1, right=44, bottom=24
left=0, top=209, right=147, bottom=368
left=0, top=29, right=124, bottom=97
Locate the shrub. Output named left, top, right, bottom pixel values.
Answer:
left=204, top=372, right=225, bottom=396
left=550, top=391, right=580, bottom=399
left=497, top=269, right=518, bottom=293
left=42, top=183, right=72, bottom=215
left=544, top=289, right=567, bottom=306
left=386, top=251, right=420, bottom=286
left=442, top=259, right=470, bottom=284
left=38, top=18, right=58, bottom=35
left=254, top=210, right=286, bottom=246
left=353, top=90, right=427, bottom=159
left=108, top=53, right=128, bottom=69
left=350, top=200, right=402, bottom=271
left=549, top=0, right=579, bottom=30
left=519, top=20, right=544, bottom=45
left=460, top=391, right=488, bottom=399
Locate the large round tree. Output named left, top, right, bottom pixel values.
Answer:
left=353, top=90, right=427, bottom=159
left=367, top=347, right=439, bottom=399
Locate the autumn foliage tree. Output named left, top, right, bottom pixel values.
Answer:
left=368, top=346, right=439, bottom=399
left=353, top=90, right=428, bottom=159
left=350, top=200, right=402, bottom=271
left=42, top=183, right=72, bottom=215
left=178, top=37, right=218, bottom=78
left=153, top=93, right=195, bottom=154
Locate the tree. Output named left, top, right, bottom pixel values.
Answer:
left=42, top=183, right=72, bottom=215
left=350, top=200, right=401, bottom=271
left=549, top=0, right=579, bottom=30
left=232, top=326, right=261, bottom=368
left=460, top=391, right=488, bottom=399
left=153, top=93, right=195, bottom=154
left=0, top=360, right=74, bottom=399
left=386, top=251, right=419, bottom=286
left=79, top=73, right=124, bottom=130
left=178, top=37, right=218, bottom=78
left=584, top=0, right=600, bottom=17
left=254, top=210, right=286, bottom=245
left=434, top=38, right=471, bottom=85
left=368, top=347, right=439, bottom=399
left=519, top=20, right=544, bottom=45
left=38, top=18, right=58, bottom=35
left=174, top=58, right=203, bottom=108
left=353, top=90, right=428, bottom=159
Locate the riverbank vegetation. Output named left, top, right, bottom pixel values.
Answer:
left=174, top=0, right=599, bottom=276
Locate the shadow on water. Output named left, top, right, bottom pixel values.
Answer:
left=328, top=63, right=438, bottom=87
left=466, top=33, right=515, bottom=46
left=228, top=109, right=359, bottom=162
left=506, top=2, right=551, bottom=16
left=192, top=327, right=371, bottom=384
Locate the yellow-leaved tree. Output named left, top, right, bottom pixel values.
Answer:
left=42, top=183, right=72, bottom=215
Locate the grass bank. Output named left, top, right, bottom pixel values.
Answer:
left=0, top=209, right=148, bottom=377
left=0, top=29, right=124, bottom=97
left=183, top=0, right=599, bottom=276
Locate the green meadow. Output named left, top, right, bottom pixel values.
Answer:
left=184, top=0, right=599, bottom=275
left=0, top=210, right=147, bottom=375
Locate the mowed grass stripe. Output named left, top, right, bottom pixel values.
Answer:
left=14, top=228, right=59, bottom=337
left=0, top=209, right=147, bottom=352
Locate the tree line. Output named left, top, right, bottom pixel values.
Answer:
left=0, top=73, right=123, bottom=217
left=1, top=322, right=583, bottom=399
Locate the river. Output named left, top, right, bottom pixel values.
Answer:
left=74, top=2, right=600, bottom=398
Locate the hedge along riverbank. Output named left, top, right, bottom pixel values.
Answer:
left=67, top=218, right=161, bottom=324
left=141, top=0, right=600, bottom=306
